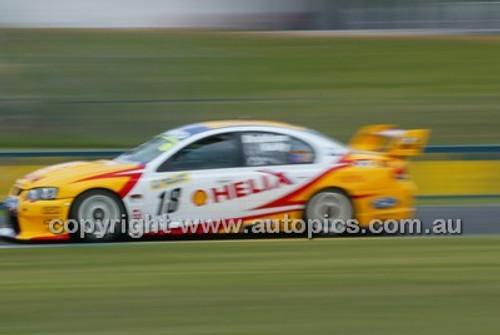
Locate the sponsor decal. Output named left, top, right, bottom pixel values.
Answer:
left=156, top=188, right=182, bottom=215
left=192, top=189, right=209, bottom=207
left=42, top=206, right=61, bottom=215
left=132, top=208, right=142, bottom=219
left=372, top=197, right=398, bottom=209
left=151, top=172, right=189, bottom=189
left=241, top=133, right=291, bottom=152
left=192, top=171, right=293, bottom=206
left=241, top=133, right=288, bottom=144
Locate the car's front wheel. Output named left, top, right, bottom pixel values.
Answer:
left=305, top=189, right=353, bottom=236
left=69, top=189, right=126, bottom=242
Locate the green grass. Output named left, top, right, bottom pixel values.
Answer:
left=1, top=30, right=500, bottom=148
left=1, top=237, right=500, bottom=334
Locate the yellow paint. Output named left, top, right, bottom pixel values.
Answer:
left=410, top=160, right=500, bottom=196
left=1, top=160, right=141, bottom=240
left=349, top=124, right=430, bottom=157
left=192, top=190, right=208, bottom=206
left=15, top=198, right=72, bottom=241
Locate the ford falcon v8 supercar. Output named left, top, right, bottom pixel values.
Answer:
left=1, top=121, right=429, bottom=241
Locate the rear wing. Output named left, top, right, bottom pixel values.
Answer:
left=349, top=124, right=430, bottom=157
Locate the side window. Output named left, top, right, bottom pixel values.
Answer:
left=158, top=134, right=239, bottom=171
left=241, top=132, right=315, bottom=167
left=289, top=136, right=315, bottom=164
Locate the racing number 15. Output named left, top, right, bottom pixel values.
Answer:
left=157, top=188, right=181, bottom=215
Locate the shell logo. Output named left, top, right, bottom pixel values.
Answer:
left=192, top=189, right=208, bottom=206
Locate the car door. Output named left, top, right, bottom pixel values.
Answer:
left=138, top=132, right=245, bottom=228
left=232, top=131, right=324, bottom=218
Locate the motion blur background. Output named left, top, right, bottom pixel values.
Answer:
left=1, top=2, right=500, bottom=334
left=1, top=0, right=500, bottom=200
left=2, top=0, right=500, bottom=147
left=4, top=0, right=500, bottom=30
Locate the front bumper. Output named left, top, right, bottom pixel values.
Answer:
left=0, top=196, right=72, bottom=241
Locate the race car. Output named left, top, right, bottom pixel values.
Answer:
left=1, top=121, right=429, bottom=241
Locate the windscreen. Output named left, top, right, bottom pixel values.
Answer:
left=115, top=135, right=180, bottom=164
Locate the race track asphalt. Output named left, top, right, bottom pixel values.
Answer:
left=416, top=205, right=500, bottom=235
left=0, top=205, right=499, bottom=248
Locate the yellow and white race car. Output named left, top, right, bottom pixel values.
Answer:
left=1, top=121, right=429, bottom=242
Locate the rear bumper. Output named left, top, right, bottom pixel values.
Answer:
left=354, top=180, right=417, bottom=226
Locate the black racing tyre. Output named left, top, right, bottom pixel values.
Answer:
left=69, top=189, right=127, bottom=242
left=304, top=188, right=354, bottom=237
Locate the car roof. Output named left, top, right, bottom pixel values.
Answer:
left=163, top=120, right=308, bottom=139
left=201, top=120, right=306, bottom=131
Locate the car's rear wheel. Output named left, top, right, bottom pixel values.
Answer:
left=305, top=189, right=353, bottom=236
left=69, top=190, right=126, bottom=242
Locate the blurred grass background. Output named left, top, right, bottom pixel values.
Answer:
left=1, top=29, right=500, bottom=148
left=1, top=237, right=499, bottom=335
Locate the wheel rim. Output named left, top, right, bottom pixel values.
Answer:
left=77, top=195, right=121, bottom=238
left=307, top=192, right=352, bottom=222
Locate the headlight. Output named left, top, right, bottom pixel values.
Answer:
left=26, top=187, right=58, bottom=201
